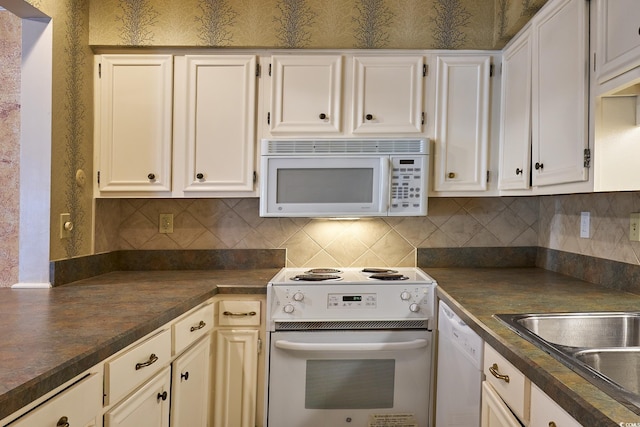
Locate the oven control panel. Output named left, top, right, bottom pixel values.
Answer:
left=267, top=284, right=436, bottom=330
left=328, top=293, right=377, bottom=308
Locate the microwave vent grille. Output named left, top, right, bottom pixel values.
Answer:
left=264, top=139, right=428, bottom=155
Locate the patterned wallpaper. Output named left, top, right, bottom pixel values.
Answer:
left=88, top=0, right=548, bottom=49
left=0, top=12, right=22, bottom=287
left=5, top=0, right=550, bottom=268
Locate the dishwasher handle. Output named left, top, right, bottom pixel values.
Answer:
left=274, top=339, right=428, bottom=352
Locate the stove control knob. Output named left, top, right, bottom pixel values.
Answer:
left=293, top=292, right=304, bottom=302
left=409, top=303, right=420, bottom=313
left=283, top=304, right=295, bottom=314
left=400, top=291, right=412, bottom=301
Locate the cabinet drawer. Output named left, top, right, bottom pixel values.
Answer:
left=8, top=372, right=102, bottom=427
left=105, top=328, right=171, bottom=405
left=173, top=303, right=213, bottom=355
left=530, top=383, right=581, bottom=427
left=483, top=343, right=530, bottom=423
left=217, top=300, right=261, bottom=326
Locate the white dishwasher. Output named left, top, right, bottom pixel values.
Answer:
left=435, top=300, right=484, bottom=427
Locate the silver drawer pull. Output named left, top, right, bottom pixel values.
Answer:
left=190, top=320, right=206, bottom=332
left=135, top=353, right=158, bottom=370
left=223, top=310, right=257, bottom=317
left=489, top=363, right=510, bottom=383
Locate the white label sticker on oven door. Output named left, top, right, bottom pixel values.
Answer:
left=368, top=413, right=417, bottom=427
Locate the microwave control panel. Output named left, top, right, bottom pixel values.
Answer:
left=389, top=156, right=427, bottom=215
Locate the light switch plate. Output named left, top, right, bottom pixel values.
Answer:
left=630, top=213, right=640, bottom=241
left=580, top=211, right=590, bottom=238
left=159, top=213, right=173, bottom=233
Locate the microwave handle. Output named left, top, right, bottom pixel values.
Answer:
left=274, top=338, right=428, bottom=352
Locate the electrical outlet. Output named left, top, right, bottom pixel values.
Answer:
left=59, top=213, right=73, bottom=239
left=159, top=214, right=174, bottom=234
left=580, top=212, right=590, bottom=238
left=631, top=213, right=640, bottom=241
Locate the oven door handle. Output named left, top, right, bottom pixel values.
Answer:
left=274, top=339, right=428, bottom=352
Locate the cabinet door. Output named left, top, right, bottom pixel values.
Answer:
left=105, top=366, right=171, bottom=427
left=481, top=382, right=523, bottom=427
left=530, top=383, right=582, bottom=427
left=213, top=329, right=259, bottom=427
left=594, top=0, right=640, bottom=84
left=351, top=56, right=424, bottom=134
left=433, top=55, right=491, bottom=192
left=96, top=54, right=173, bottom=194
left=531, top=0, right=589, bottom=187
left=175, top=55, right=257, bottom=195
left=498, top=28, right=532, bottom=191
left=171, top=335, right=212, bottom=427
left=269, top=55, right=342, bottom=134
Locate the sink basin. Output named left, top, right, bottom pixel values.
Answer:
left=575, top=348, right=640, bottom=396
left=501, top=312, right=640, bottom=348
left=495, top=312, right=640, bottom=413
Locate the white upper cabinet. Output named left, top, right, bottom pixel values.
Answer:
left=351, top=55, right=424, bottom=134
left=531, top=0, right=589, bottom=187
left=593, top=0, right=640, bottom=85
left=174, top=55, right=257, bottom=196
left=433, top=55, right=491, bottom=192
left=269, top=55, right=343, bottom=134
left=498, top=27, right=532, bottom=191
left=96, top=54, right=173, bottom=195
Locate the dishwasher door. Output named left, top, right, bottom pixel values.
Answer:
left=435, top=300, right=484, bottom=427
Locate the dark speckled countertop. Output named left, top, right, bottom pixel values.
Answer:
left=0, top=268, right=279, bottom=423
left=429, top=267, right=640, bottom=427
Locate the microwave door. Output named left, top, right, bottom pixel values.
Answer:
left=260, top=156, right=387, bottom=217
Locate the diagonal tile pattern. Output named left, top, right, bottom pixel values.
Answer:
left=95, top=196, right=539, bottom=268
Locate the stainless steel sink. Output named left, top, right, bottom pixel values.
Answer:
left=503, top=312, right=640, bottom=348
left=495, top=312, right=640, bottom=413
left=575, top=348, right=640, bottom=396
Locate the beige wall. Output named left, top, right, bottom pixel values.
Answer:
left=0, top=11, right=22, bottom=286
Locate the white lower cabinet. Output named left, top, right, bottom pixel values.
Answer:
left=481, top=382, right=522, bottom=427
left=104, top=366, right=171, bottom=427
left=212, top=296, right=265, bottom=427
left=6, top=371, right=102, bottom=427
left=171, top=335, right=212, bottom=427
left=530, top=383, right=581, bottom=427
left=482, top=343, right=584, bottom=427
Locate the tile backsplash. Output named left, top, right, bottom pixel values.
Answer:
left=95, top=197, right=539, bottom=267
left=94, top=192, right=640, bottom=269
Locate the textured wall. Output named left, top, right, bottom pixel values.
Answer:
left=95, top=197, right=539, bottom=267
left=0, top=12, right=22, bottom=287
left=539, top=192, right=640, bottom=266
left=29, top=0, right=95, bottom=261
left=87, top=0, right=547, bottom=50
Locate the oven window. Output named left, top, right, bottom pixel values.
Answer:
left=305, top=359, right=395, bottom=409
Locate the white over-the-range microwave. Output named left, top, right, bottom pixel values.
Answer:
left=259, top=138, right=429, bottom=217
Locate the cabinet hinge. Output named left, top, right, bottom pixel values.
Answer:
left=423, top=64, right=427, bottom=77
left=584, top=148, right=591, bottom=168
left=257, top=338, right=262, bottom=355
left=98, top=63, right=101, bottom=78
left=256, top=63, right=261, bottom=77
left=97, top=171, right=100, bottom=184
left=593, top=52, right=597, bottom=72
left=267, top=112, right=270, bottom=125
left=487, top=170, right=490, bottom=183
left=269, top=63, right=272, bottom=76
left=253, top=171, right=257, bottom=183
left=421, top=112, right=425, bottom=125
left=490, top=64, right=494, bottom=77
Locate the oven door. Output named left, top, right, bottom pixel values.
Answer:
left=267, top=330, right=432, bottom=427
